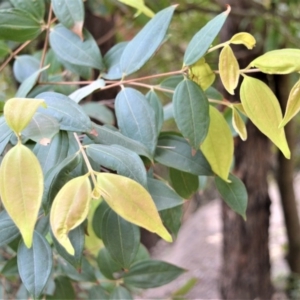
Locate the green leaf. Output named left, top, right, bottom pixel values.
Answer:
left=0, top=144, right=43, bottom=248
left=52, top=224, right=84, bottom=268
left=33, top=131, right=69, bottom=175
left=101, top=208, right=140, bottom=269
left=184, top=6, right=230, bottom=66
left=115, top=88, right=157, bottom=154
left=89, top=286, right=109, bottom=300
left=215, top=173, right=248, bottom=219
left=0, top=116, right=13, bottom=144
left=118, top=0, right=154, bottom=18
left=97, top=247, right=122, bottom=280
left=240, top=75, right=290, bottom=159
left=50, top=24, right=103, bottom=70
left=89, top=124, right=152, bottom=159
left=97, top=173, right=172, bottom=242
left=0, top=41, right=10, bottom=58
left=155, top=134, right=213, bottom=176
left=169, top=168, right=199, bottom=199
left=219, top=45, right=239, bottom=95
left=10, top=0, right=45, bottom=21
left=92, top=200, right=110, bottom=239
left=50, top=174, right=92, bottom=255
left=172, top=278, right=198, bottom=297
left=0, top=210, right=20, bottom=247
left=109, top=286, right=133, bottom=300
left=103, top=42, right=128, bottom=80
left=22, top=112, right=60, bottom=145
left=48, top=276, right=75, bottom=300
left=173, top=79, right=209, bottom=149
left=250, top=49, right=300, bottom=74
left=147, top=177, right=183, bottom=211
left=36, top=92, right=93, bottom=133
left=1, top=256, right=18, bottom=277
left=205, top=86, right=223, bottom=101
left=229, top=32, right=256, bottom=49
left=13, top=55, right=40, bottom=83
left=200, top=106, right=234, bottom=182
left=0, top=9, right=42, bottom=42
left=17, top=231, right=52, bottom=298
left=160, top=205, right=182, bottom=237
left=81, top=102, right=114, bottom=125
left=52, top=0, right=84, bottom=39
left=123, top=260, right=185, bottom=288
left=132, top=244, right=150, bottom=263
left=280, top=78, right=300, bottom=127
left=120, top=5, right=176, bottom=75
left=86, top=144, right=147, bottom=187
left=69, top=79, right=106, bottom=103
left=160, top=75, right=184, bottom=97
left=146, top=90, right=164, bottom=134
left=231, top=107, right=247, bottom=141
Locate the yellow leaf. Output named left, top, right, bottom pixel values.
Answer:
left=280, top=79, right=300, bottom=127
left=50, top=174, right=92, bottom=255
left=200, top=106, right=233, bottom=182
left=219, top=45, right=240, bottom=95
left=189, top=58, right=216, bottom=91
left=233, top=103, right=247, bottom=116
left=250, top=49, right=300, bottom=74
left=0, top=143, right=43, bottom=248
left=118, top=0, right=154, bottom=18
left=240, top=75, right=290, bottom=158
left=230, top=32, right=256, bottom=49
left=232, top=107, right=247, bottom=141
left=96, top=173, right=172, bottom=243
left=4, top=98, right=46, bottom=134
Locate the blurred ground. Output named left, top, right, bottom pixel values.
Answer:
left=138, top=179, right=293, bottom=300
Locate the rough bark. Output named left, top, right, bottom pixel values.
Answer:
left=219, top=0, right=273, bottom=298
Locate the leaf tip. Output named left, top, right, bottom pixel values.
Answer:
left=225, top=4, right=231, bottom=15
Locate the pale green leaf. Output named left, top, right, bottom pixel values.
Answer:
left=219, top=45, right=239, bottom=95
left=240, top=75, right=290, bottom=158
left=81, top=102, right=114, bottom=125
left=229, top=32, right=256, bottom=49
left=200, top=106, right=234, bottom=182
left=50, top=174, right=92, bottom=255
left=118, top=0, right=154, bottom=18
left=96, top=173, right=172, bottom=243
left=0, top=144, right=43, bottom=247
left=232, top=107, right=247, bottom=141
left=13, top=55, right=40, bottom=83
left=69, top=80, right=105, bottom=103
left=10, top=0, right=45, bottom=21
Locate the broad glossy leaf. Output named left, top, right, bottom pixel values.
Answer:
left=250, top=49, right=300, bottom=74
left=0, top=41, right=10, bottom=58
left=48, top=276, right=75, bottom=300
left=118, top=0, right=154, bottom=18
left=155, top=134, right=213, bottom=176
left=36, top=92, right=93, bottom=133
left=173, top=79, right=209, bottom=149
left=33, top=131, right=69, bottom=175
left=188, top=57, right=215, bottom=91
left=97, top=247, right=122, bottom=280
left=232, top=107, right=247, bottom=141
left=69, top=79, right=105, bottom=103
left=86, top=144, right=147, bottom=187
left=280, top=79, right=300, bottom=127
left=92, top=200, right=110, bottom=239
left=120, top=6, right=176, bottom=75
left=97, top=173, right=172, bottom=242
left=160, top=205, right=182, bottom=237
left=52, top=224, right=84, bottom=268
left=148, top=178, right=183, bottom=210
left=215, top=173, right=248, bottom=219
left=52, top=0, right=84, bottom=39
left=115, top=88, right=157, bottom=154
left=163, top=102, right=173, bottom=121
left=10, top=0, right=45, bottom=21
left=0, top=210, right=20, bottom=247
left=50, top=174, right=92, bottom=255
left=103, top=42, right=128, bottom=80
left=1, top=256, right=18, bottom=277
left=89, top=286, right=109, bottom=300
left=16, top=65, right=49, bottom=98
left=200, top=106, right=234, bottom=182
left=0, top=9, right=42, bottom=42
left=89, top=124, right=152, bottom=159
left=240, top=76, right=290, bottom=158
left=22, top=112, right=60, bottom=145
left=230, top=32, right=256, bottom=49
left=123, top=260, right=185, bottom=288
left=109, top=286, right=133, bottom=300
left=13, top=55, right=40, bottom=83
left=205, top=86, right=223, bottom=101
left=4, top=98, right=46, bottom=134
left=184, top=6, right=230, bottom=66
left=169, top=168, right=199, bottom=199
left=101, top=208, right=140, bottom=268
left=146, top=90, right=164, bottom=133
left=81, top=102, right=114, bottom=125
left=219, top=45, right=239, bottom=95
left=0, top=144, right=43, bottom=247
left=50, top=24, right=103, bottom=70
left=17, top=231, right=52, bottom=298
left=160, top=75, right=184, bottom=97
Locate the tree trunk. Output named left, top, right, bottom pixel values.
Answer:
left=219, top=0, right=273, bottom=298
